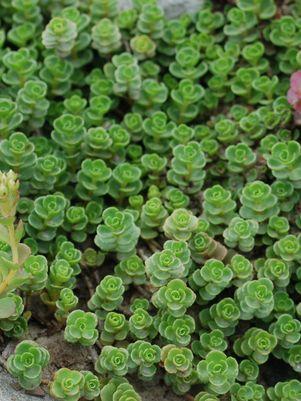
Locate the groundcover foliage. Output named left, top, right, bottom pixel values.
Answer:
left=1, top=0, right=301, bottom=400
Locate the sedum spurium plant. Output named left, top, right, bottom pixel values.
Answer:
left=7, top=340, right=50, bottom=390
left=49, top=367, right=101, bottom=401
left=64, top=309, right=98, bottom=346
left=1, top=1, right=301, bottom=400
left=197, top=350, right=238, bottom=395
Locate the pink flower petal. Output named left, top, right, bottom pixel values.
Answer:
left=290, top=71, right=301, bottom=96
left=294, top=99, right=301, bottom=112
left=287, top=88, right=298, bottom=105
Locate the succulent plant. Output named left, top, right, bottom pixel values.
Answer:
left=115, top=255, right=146, bottom=286
left=267, top=380, right=301, bottom=401
left=145, top=249, right=186, bottom=287
left=88, top=275, right=125, bottom=313
left=223, top=216, right=258, bottom=252
left=225, top=143, right=256, bottom=173
left=100, top=377, right=141, bottom=401
left=95, top=346, right=129, bottom=377
left=199, top=297, right=241, bottom=336
left=76, top=159, right=112, bottom=200
left=194, top=392, right=219, bottom=401
left=273, top=234, right=301, bottom=262
left=265, top=141, right=301, bottom=188
left=170, top=46, right=207, bottom=80
left=0, top=132, right=36, bottom=180
left=92, top=18, right=121, bottom=56
left=239, top=181, right=279, bottom=224
left=189, top=232, right=228, bottom=263
left=62, top=206, right=88, bottom=243
left=203, top=185, right=236, bottom=227
left=3, top=48, right=37, bottom=89
left=55, top=288, right=78, bottom=322
left=1, top=3, right=301, bottom=401
left=95, top=207, right=140, bottom=258
left=158, top=312, right=195, bottom=347
left=0, top=98, right=23, bottom=138
left=129, top=307, right=157, bottom=340
left=39, top=55, right=74, bottom=96
left=105, top=53, right=142, bottom=100
left=152, top=279, right=196, bottom=317
left=137, top=4, right=164, bottom=39
left=197, top=350, right=238, bottom=394
left=44, top=259, right=76, bottom=303
left=189, top=259, right=233, bottom=303
left=163, top=208, right=198, bottom=241
left=235, top=278, right=274, bottom=320
left=167, top=141, right=206, bottom=194
left=64, top=310, right=98, bottom=346
left=100, top=311, right=129, bottom=345
left=139, top=197, right=168, bottom=239
left=234, top=327, right=277, bottom=364
left=49, top=368, right=84, bottom=401
left=81, top=371, right=101, bottom=400
left=267, top=216, right=290, bottom=240
left=270, top=313, right=301, bottom=349
left=42, top=17, right=77, bottom=57
left=16, top=80, right=49, bottom=129
left=7, top=340, right=50, bottom=390
left=237, top=359, right=259, bottom=382
left=192, top=329, right=228, bottom=358
left=168, top=79, right=205, bottom=123
left=230, top=381, right=266, bottom=401
left=21, top=255, right=48, bottom=292
left=257, top=258, right=290, bottom=288
left=228, top=254, right=254, bottom=286
left=161, top=344, right=193, bottom=377
left=26, top=194, right=67, bottom=243
left=128, top=340, right=160, bottom=380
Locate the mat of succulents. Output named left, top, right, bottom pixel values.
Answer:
left=1, top=1, right=301, bottom=401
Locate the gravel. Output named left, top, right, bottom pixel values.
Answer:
left=0, top=367, right=53, bottom=401
left=120, top=0, right=203, bottom=17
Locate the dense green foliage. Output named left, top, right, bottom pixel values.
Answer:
left=1, top=1, right=301, bottom=401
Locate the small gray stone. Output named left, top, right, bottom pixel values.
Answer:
left=120, top=0, right=203, bottom=17
left=0, top=367, right=53, bottom=401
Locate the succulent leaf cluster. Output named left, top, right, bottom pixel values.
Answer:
left=1, top=1, right=301, bottom=401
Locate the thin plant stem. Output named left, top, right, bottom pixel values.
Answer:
left=0, top=223, right=18, bottom=295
